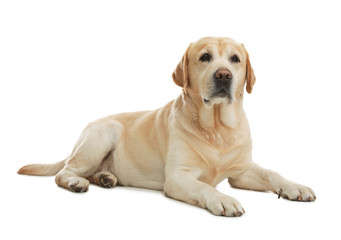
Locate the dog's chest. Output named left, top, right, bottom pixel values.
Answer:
left=198, top=131, right=252, bottom=185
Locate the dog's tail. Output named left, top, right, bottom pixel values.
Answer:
left=17, top=159, right=66, bottom=176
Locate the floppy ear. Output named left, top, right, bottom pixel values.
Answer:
left=172, top=43, right=192, bottom=94
left=242, top=45, right=256, bottom=94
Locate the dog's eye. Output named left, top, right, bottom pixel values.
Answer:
left=199, top=53, right=212, bottom=62
left=230, top=55, right=240, bottom=63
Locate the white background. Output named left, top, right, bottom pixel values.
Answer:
left=1, top=0, right=340, bottom=239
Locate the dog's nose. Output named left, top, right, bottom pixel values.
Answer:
left=215, top=69, right=232, bottom=82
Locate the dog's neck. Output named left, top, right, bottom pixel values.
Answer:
left=174, top=92, right=249, bottom=150
left=199, top=99, right=243, bottom=130
left=179, top=92, right=245, bottom=130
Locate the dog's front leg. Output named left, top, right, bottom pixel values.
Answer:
left=228, top=163, right=316, bottom=201
left=164, top=167, right=245, bottom=216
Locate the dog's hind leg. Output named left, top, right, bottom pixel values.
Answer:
left=87, top=171, right=118, bottom=188
left=87, top=153, right=118, bottom=188
left=55, top=118, right=123, bottom=192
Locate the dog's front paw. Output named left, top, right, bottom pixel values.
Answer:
left=207, top=194, right=245, bottom=217
left=277, top=183, right=316, bottom=202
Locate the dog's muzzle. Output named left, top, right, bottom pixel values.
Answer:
left=204, top=68, right=233, bottom=104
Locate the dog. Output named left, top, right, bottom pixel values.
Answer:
left=18, top=37, right=316, bottom=216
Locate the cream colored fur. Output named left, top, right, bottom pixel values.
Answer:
left=18, top=37, right=315, bottom=216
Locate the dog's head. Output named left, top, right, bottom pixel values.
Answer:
left=173, top=37, right=255, bottom=106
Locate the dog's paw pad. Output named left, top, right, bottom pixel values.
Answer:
left=99, top=174, right=117, bottom=188
left=69, top=179, right=89, bottom=193
left=70, top=184, right=88, bottom=193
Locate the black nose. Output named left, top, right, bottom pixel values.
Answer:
left=214, top=68, right=232, bottom=82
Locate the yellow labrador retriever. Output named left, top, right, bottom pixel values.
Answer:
left=18, top=37, right=316, bottom=216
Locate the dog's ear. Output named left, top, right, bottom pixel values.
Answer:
left=242, top=44, right=256, bottom=94
left=172, top=43, right=192, bottom=94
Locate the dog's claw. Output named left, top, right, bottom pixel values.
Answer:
left=277, top=189, right=282, bottom=199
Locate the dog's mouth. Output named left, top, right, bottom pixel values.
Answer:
left=215, top=88, right=229, bottom=98
left=204, top=87, right=232, bottom=105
